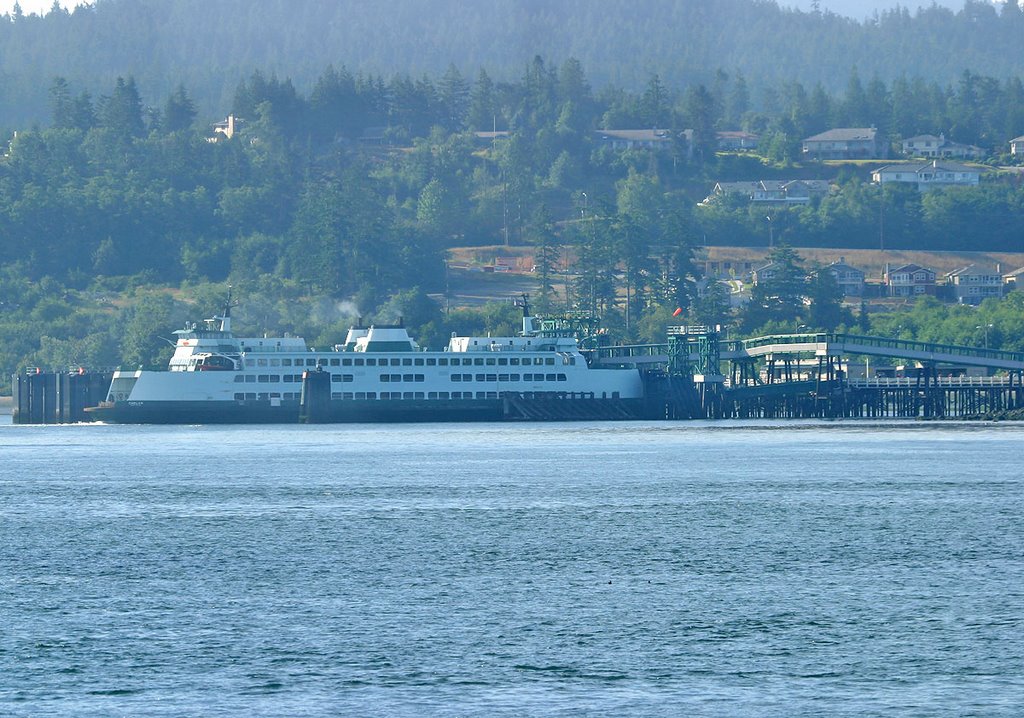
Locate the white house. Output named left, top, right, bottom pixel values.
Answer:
left=872, top=160, right=981, bottom=190
left=902, top=134, right=945, bottom=158
left=704, top=179, right=829, bottom=206
left=209, top=115, right=244, bottom=142
left=902, top=133, right=985, bottom=160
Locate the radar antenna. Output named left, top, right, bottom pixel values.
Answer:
left=216, top=285, right=239, bottom=333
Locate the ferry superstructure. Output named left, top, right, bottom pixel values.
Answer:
left=87, top=300, right=646, bottom=423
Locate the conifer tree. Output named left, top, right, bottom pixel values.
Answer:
left=162, top=84, right=197, bottom=133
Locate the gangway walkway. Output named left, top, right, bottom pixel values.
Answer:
left=591, top=332, right=1024, bottom=373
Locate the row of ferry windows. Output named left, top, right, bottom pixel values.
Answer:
left=236, top=372, right=567, bottom=384
left=234, top=391, right=615, bottom=402
left=452, top=373, right=567, bottom=382
left=234, top=392, right=301, bottom=400
left=243, top=356, right=565, bottom=368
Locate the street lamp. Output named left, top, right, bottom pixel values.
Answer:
left=766, top=215, right=774, bottom=248
left=976, top=323, right=993, bottom=349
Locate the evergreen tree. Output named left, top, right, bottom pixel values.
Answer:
left=691, top=279, right=730, bottom=329
left=71, top=92, right=96, bottom=131
left=684, top=84, right=718, bottom=163
left=437, top=63, right=469, bottom=132
left=738, top=244, right=807, bottom=332
left=49, top=77, right=74, bottom=129
left=525, top=204, right=560, bottom=314
left=99, top=76, right=145, bottom=137
left=806, top=266, right=848, bottom=331
left=726, top=71, right=750, bottom=126
left=839, top=67, right=869, bottom=127
left=639, top=73, right=669, bottom=128
left=161, top=84, right=197, bottom=133
left=467, top=68, right=498, bottom=131
left=557, top=57, right=591, bottom=108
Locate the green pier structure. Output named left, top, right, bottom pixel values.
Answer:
left=590, top=331, right=1024, bottom=420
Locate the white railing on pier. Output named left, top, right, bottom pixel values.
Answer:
left=848, top=377, right=1013, bottom=389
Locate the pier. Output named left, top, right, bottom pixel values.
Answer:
left=592, top=330, right=1024, bottom=420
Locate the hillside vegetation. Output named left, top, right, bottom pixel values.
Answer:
left=2, top=0, right=1024, bottom=126
left=4, top=1, right=1024, bottom=383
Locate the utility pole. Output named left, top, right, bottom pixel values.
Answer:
left=879, top=186, right=885, bottom=251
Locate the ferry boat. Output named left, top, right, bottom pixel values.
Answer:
left=86, top=297, right=647, bottom=424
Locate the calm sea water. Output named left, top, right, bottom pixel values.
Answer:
left=1, top=418, right=1022, bottom=717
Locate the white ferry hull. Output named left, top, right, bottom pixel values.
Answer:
left=88, top=393, right=649, bottom=424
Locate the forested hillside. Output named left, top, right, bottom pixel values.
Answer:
left=2, top=0, right=1024, bottom=127
left=4, top=0, right=1024, bottom=381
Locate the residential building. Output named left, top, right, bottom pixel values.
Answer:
left=209, top=115, right=244, bottom=142
left=940, top=141, right=986, bottom=160
left=752, top=262, right=781, bottom=286
left=473, top=131, right=510, bottom=143
left=802, top=127, right=883, bottom=160
left=823, top=257, right=866, bottom=297
left=902, top=133, right=985, bottom=160
left=716, top=131, right=759, bottom=151
left=871, top=160, right=981, bottom=191
left=704, top=259, right=758, bottom=279
left=1002, top=265, right=1024, bottom=287
left=884, top=264, right=937, bottom=297
left=594, top=129, right=675, bottom=151
left=358, top=126, right=388, bottom=146
left=944, top=265, right=1005, bottom=305
left=704, top=179, right=830, bottom=206
left=901, top=134, right=944, bottom=157
left=1010, top=135, right=1024, bottom=155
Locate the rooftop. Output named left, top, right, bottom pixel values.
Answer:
left=804, top=127, right=877, bottom=142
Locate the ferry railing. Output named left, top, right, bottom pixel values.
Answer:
left=590, top=344, right=668, bottom=360
left=848, top=376, right=1012, bottom=388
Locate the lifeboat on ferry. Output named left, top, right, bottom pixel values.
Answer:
left=195, top=355, right=237, bottom=371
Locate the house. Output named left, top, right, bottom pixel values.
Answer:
left=1002, top=265, right=1024, bottom=287
left=901, top=134, right=986, bottom=160
left=901, top=134, right=945, bottom=157
left=752, top=262, right=781, bottom=286
left=824, top=257, right=866, bottom=297
left=716, top=131, right=759, bottom=151
left=802, top=128, right=884, bottom=160
left=944, top=265, right=1005, bottom=305
left=884, top=264, right=937, bottom=297
left=473, top=131, right=510, bottom=144
left=358, top=126, right=388, bottom=146
left=594, top=129, right=675, bottom=151
left=704, top=179, right=830, bottom=206
left=704, top=259, right=758, bottom=279
left=940, top=141, right=986, bottom=160
left=871, top=160, right=981, bottom=190
left=1010, top=136, right=1024, bottom=155
left=209, top=115, right=244, bottom=142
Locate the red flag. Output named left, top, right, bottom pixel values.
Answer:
left=672, top=307, right=683, bottom=317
